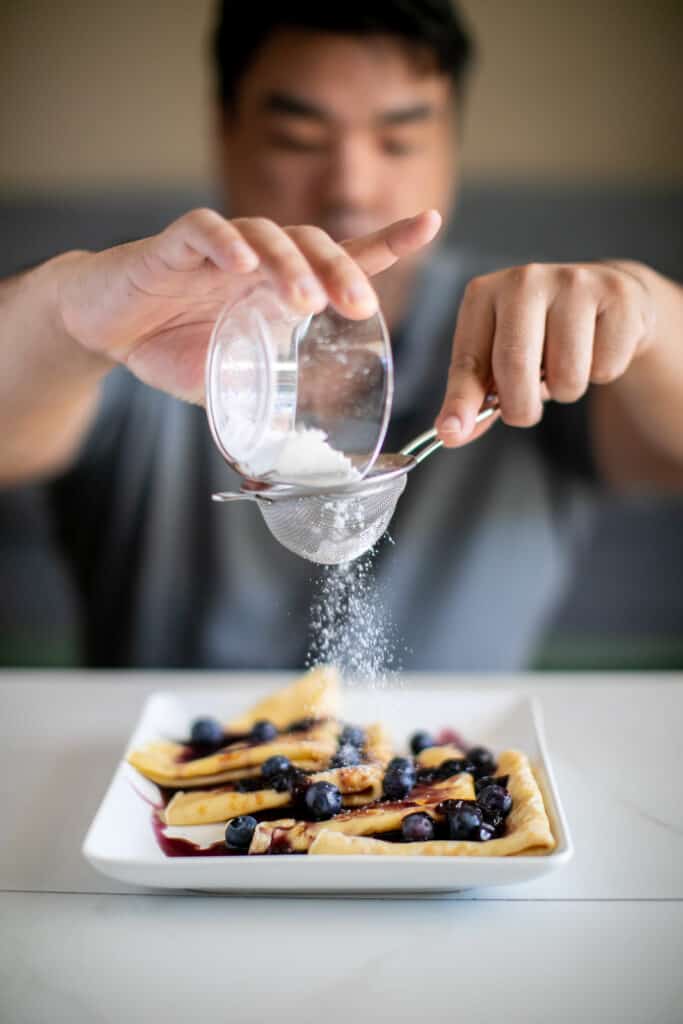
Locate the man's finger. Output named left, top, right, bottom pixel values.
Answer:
left=233, top=217, right=331, bottom=314
left=544, top=290, right=595, bottom=403
left=342, top=210, right=442, bottom=278
left=436, top=278, right=495, bottom=446
left=159, top=208, right=260, bottom=273
left=491, top=270, right=547, bottom=427
left=285, top=224, right=379, bottom=319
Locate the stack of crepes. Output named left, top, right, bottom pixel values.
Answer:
left=127, top=666, right=555, bottom=857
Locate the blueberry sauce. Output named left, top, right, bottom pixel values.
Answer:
left=151, top=811, right=237, bottom=857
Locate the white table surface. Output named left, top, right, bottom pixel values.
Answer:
left=1, top=671, right=681, bottom=1023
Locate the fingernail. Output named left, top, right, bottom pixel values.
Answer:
left=294, top=276, right=327, bottom=305
left=344, top=282, right=377, bottom=311
left=439, top=415, right=462, bottom=436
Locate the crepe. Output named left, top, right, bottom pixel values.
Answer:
left=227, top=665, right=341, bottom=731
left=127, top=667, right=344, bottom=787
left=162, top=722, right=393, bottom=824
left=415, top=743, right=466, bottom=768
left=127, top=719, right=340, bottom=787
left=307, top=750, right=555, bottom=857
left=163, top=762, right=386, bottom=825
left=249, top=773, right=476, bottom=854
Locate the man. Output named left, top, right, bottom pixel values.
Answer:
left=1, top=2, right=682, bottom=669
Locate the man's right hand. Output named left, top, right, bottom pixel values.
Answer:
left=0, top=208, right=439, bottom=484
left=57, top=207, right=441, bottom=403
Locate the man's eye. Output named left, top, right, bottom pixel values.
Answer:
left=268, top=134, right=327, bottom=153
left=382, top=139, right=416, bottom=157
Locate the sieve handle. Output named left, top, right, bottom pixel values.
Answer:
left=400, top=402, right=499, bottom=464
left=211, top=491, right=273, bottom=504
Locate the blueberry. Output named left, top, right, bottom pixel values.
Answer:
left=250, top=720, right=278, bottom=743
left=289, top=769, right=312, bottom=801
left=330, top=743, right=361, bottom=768
left=410, top=731, right=436, bottom=756
left=225, top=815, right=258, bottom=850
left=446, top=801, right=484, bottom=840
left=436, top=758, right=475, bottom=780
left=304, top=781, right=343, bottom=820
left=401, top=812, right=435, bottom=843
left=481, top=809, right=506, bottom=834
left=474, top=774, right=510, bottom=794
left=189, top=717, right=224, bottom=748
left=272, top=773, right=295, bottom=793
left=261, top=755, right=291, bottom=781
left=467, top=746, right=497, bottom=776
left=340, top=724, right=365, bottom=748
left=383, top=757, right=417, bottom=800
left=477, top=784, right=513, bottom=817
left=435, top=799, right=461, bottom=816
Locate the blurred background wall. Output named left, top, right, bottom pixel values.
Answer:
left=1, top=0, right=682, bottom=667
left=1, top=0, right=682, bottom=191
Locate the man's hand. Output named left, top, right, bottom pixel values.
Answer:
left=57, top=207, right=441, bottom=403
left=436, top=261, right=657, bottom=447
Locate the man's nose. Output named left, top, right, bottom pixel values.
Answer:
left=322, top=135, right=382, bottom=209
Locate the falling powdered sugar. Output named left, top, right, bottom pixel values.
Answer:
left=305, top=546, right=407, bottom=688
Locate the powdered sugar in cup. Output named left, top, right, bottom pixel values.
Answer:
left=205, top=283, right=393, bottom=488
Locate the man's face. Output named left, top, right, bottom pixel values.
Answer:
left=217, top=30, right=458, bottom=247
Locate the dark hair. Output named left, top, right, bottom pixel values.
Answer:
left=212, top=1, right=474, bottom=109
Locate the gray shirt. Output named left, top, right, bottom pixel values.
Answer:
left=0, top=247, right=595, bottom=670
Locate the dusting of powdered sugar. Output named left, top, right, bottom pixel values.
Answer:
left=305, top=547, right=408, bottom=688
left=305, top=496, right=384, bottom=564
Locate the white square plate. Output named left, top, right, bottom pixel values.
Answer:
left=83, top=681, right=573, bottom=893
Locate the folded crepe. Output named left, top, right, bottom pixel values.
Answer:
left=127, top=667, right=343, bottom=788
left=249, top=772, right=476, bottom=854
left=163, top=723, right=393, bottom=825
left=307, top=751, right=555, bottom=857
left=227, top=665, right=341, bottom=731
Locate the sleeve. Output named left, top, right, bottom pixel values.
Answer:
left=0, top=369, right=139, bottom=665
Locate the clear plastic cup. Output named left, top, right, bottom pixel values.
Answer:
left=205, top=282, right=393, bottom=488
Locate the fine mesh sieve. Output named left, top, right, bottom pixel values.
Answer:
left=256, top=475, right=408, bottom=564
left=212, top=403, right=497, bottom=564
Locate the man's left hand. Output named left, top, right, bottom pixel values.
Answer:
left=436, top=261, right=656, bottom=445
